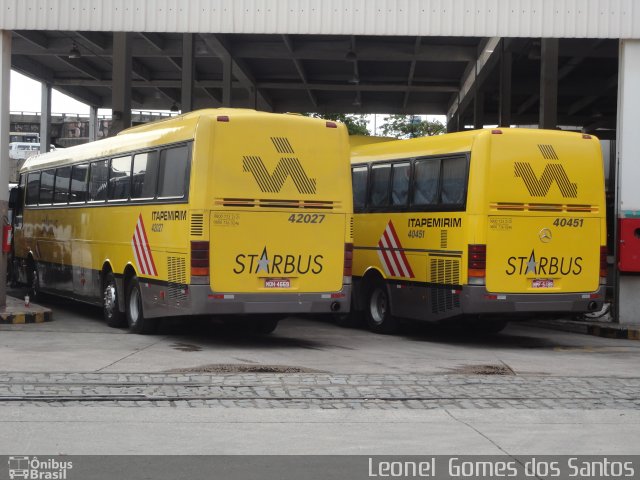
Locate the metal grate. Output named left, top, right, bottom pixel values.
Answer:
left=190, top=214, right=204, bottom=236
left=429, top=258, right=461, bottom=314
left=440, top=230, right=448, bottom=249
left=167, top=256, right=187, bottom=302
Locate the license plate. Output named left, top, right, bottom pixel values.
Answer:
left=264, top=278, right=291, bottom=289
left=532, top=279, right=554, bottom=288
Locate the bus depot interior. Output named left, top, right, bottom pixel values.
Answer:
left=2, top=26, right=634, bottom=325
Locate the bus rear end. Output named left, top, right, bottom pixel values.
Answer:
left=191, top=111, right=352, bottom=319
left=463, top=129, right=606, bottom=316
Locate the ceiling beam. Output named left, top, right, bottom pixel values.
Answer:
left=56, top=56, right=104, bottom=80
left=13, top=30, right=49, bottom=50
left=200, top=33, right=273, bottom=111
left=75, top=31, right=109, bottom=52
left=403, top=36, right=422, bottom=109
left=282, top=34, right=318, bottom=109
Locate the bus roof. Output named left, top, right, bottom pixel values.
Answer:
left=20, top=108, right=314, bottom=173
left=350, top=128, right=594, bottom=164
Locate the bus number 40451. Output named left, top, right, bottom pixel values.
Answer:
left=553, top=218, right=584, bottom=228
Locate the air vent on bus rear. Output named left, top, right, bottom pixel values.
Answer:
left=190, top=214, right=204, bottom=236
left=491, top=202, right=598, bottom=213
left=215, top=198, right=337, bottom=210
left=167, top=256, right=187, bottom=302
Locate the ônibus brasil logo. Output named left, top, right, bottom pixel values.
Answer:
left=8, top=456, right=73, bottom=480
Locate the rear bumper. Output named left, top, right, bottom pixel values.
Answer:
left=141, top=281, right=351, bottom=318
left=461, top=285, right=606, bottom=314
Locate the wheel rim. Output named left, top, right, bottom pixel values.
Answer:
left=369, top=288, right=387, bottom=325
left=104, top=282, right=117, bottom=319
left=129, top=287, right=141, bottom=327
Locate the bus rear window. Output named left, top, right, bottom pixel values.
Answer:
left=131, top=151, right=159, bottom=200
left=26, top=172, right=40, bottom=206
left=158, top=145, right=189, bottom=198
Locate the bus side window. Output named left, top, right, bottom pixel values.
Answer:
left=70, top=164, right=89, bottom=203
left=108, top=155, right=132, bottom=201
left=441, top=156, right=467, bottom=206
left=26, top=172, right=41, bottom=206
left=351, top=166, right=368, bottom=212
left=53, top=166, right=71, bottom=204
left=412, top=158, right=440, bottom=207
left=89, top=160, right=109, bottom=202
left=158, top=144, right=190, bottom=198
left=369, top=163, right=391, bottom=208
left=390, top=162, right=410, bottom=207
left=39, top=169, right=55, bottom=205
left=131, top=151, right=159, bottom=200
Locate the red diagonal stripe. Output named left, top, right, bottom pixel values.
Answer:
left=386, top=221, right=414, bottom=278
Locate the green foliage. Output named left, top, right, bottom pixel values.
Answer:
left=380, top=115, right=445, bottom=139
left=303, top=113, right=371, bottom=136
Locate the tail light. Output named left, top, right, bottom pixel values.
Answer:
left=600, top=246, right=608, bottom=283
left=468, top=244, right=486, bottom=285
left=191, top=241, right=209, bottom=277
left=343, top=243, right=353, bottom=284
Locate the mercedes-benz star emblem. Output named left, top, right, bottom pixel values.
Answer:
left=539, top=228, right=552, bottom=243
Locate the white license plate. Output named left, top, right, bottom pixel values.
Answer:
left=532, top=279, right=554, bottom=288
left=264, top=278, right=291, bottom=289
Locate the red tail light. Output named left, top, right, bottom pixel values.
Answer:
left=468, top=244, right=486, bottom=280
left=600, top=246, right=608, bottom=279
left=344, top=243, right=353, bottom=277
left=191, top=241, right=209, bottom=277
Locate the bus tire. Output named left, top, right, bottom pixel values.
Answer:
left=27, top=260, right=40, bottom=300
left=126, top=276, right=157, bottom=334
left=103, top=272, right=126, bottom=328
left=366, top=280, right=398, bottom=334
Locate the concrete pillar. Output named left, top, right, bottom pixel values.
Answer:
left=616, top=39, right=640, bottom=324
left=222, top=53, right=232, bottom=107
left=0, top=31, right=11, bottom=307
left=498, top=41, right=512, bottom=128
left=473, top=91, right=484, bottom=129
left=40, top=82, right=52, bottom=153
left=539, top=38, right=559, bottom=129
left=181, top=34, right=195, bottom=113
left=88, top=105, right=98, bottom=141
left=111, top=32, right=132, bottom=135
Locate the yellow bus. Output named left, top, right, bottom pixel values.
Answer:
left=350, top=128, right=607, bottom=333
left=10, top=109, right=353, bottom=334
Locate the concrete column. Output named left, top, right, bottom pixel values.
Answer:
left=498, top=41, right=512, bottom=127
left=181, top=34, right=195, bottom=113
left=539, top=38, right=559, bottom=129
left=111, top=32, right=132, bottom=135
left=473, top=91, right=484, bottom=129
left=222, top=53, right=232, bottom=107
left=88, top=105, right=98, bottom=141
left=0, top=31, right=11, bottom=307
left=616, top=39, right=640, bottom=324
left=40, top=83, right=52, bottom=153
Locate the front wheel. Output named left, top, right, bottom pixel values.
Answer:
left=126, top=276, right=157, bottom=334
left=366, top=280, right=398, bottom=334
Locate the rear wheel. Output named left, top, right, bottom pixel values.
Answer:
left=103, top=272, right=126, bottom=328
left=365, top=280, right=398, bottom=334
left=27, top=259, right=40, bottom=300
left=126, top=276, right=157, bottom=334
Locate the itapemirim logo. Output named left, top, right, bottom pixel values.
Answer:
left=514, top=162, right=578, bottom=198
left=243, top=137, right=317, bottom=194
left=8, top=456, right=73, bottom=480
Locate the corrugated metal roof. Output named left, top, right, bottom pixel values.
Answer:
left=2, top=0, right=639, bottom=39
